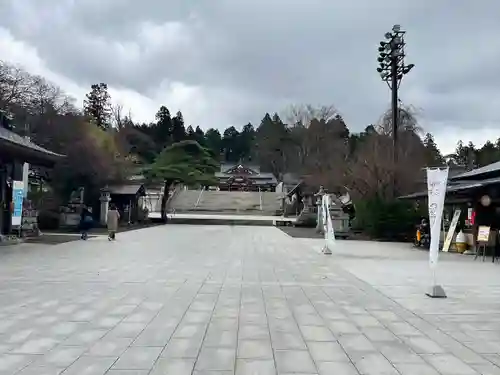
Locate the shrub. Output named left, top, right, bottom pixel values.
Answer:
left=352, top=197, right=423, bottom=241
left=38, top=210, right=60, bottom=230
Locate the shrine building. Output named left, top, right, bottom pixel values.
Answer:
left=215, top=163, right=277, bottom=191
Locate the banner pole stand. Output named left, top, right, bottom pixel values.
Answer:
left=426, top=267, right=447, bottom=298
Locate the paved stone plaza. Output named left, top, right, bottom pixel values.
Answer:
left=1, top=225, right=500, bottom=374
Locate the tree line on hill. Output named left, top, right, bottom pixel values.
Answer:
left=1, top=60, right=499, bottom=234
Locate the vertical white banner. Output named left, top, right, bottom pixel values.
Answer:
left=427, top=168, right=449, bottom=269
left=322, top=194, right=336, bottom=251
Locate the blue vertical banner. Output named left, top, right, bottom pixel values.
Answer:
left=12, top=180, right=24, bottom=226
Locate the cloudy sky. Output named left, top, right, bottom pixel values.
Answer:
left=0, top=0, right=498, bottom=154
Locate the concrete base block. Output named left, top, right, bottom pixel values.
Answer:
left=426, top=285, right=447, bottom=298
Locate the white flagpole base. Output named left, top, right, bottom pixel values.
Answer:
left=426, top=285, right=447, bottom=298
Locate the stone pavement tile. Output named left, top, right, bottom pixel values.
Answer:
left=447, top=345, right=490, bottom=365
left=239, top=312, right=267, bottom=325
left=87, top=337, right=133, bottom=357
left=0, top=353, right=39, bottom=373
left=195, top=347, right=235, bottom=371
left=351, top=315, right=383, bottom=329
left=275, top=350, right=316, bottom=373
left=62, top=355, right=117, bottom=375
left=235, top=359, right=275, bottom=375
left=16, top=363, right=65, bottom=375
left=423, top=354, right=480, bottom=375
left=393, top=363, right=440, bottom=375
left=361, top=328, right=398, bottom=343
left=352, top=352, right=399, bottom=375
left=62, top=329, right=108, bottom=347
left=370, top=311, right=400, bottom=322
left=71, top=309, right=99, bottom=322
left=149, top=358, right=196, bottom=375
left=316, top=361, right=360, bottom=375
left=464, top=340, right=500, bottom=355
left=47, top=322, right=87, bottom=338
left=327, top=321, right=361, bottom=335
left=384, top=322, right=423, bottom=337
left=112, top=346, right=162, bottom=370
left=270, top=331, right=307, bottom=350
left=485, top=355, right=500, bottom=366
left=237, top=340, right=273, bottom=359
left=4, top=329, right=36, bottom=344
left=238, top=325, right=270, bottom=340
left=268, top=317, right=299, bottom=333
left=210, top=318, right=239, bottom=331
left=184, top=311, right=213, bottom=324
left=193, top=371, right=233, bottom=375
left=10, top=337, right=60, bottom=354
left=172, top=323, right=208, bottom=340
left=299, top=325, right=336, bottom=342
left=121, top=311, right=157, bottom=324
left=160, top=338, right=203, bottom=358
left=375, top=341, right=424, bottom=364
left=318, top=309, right=348, bottom=321
left=204, top=329, right=238, bottom=348
left=91, top=316, right=123, bottom=329
left=400, top=336, right=446, bottom=354
left=0, top=343, right=14, bottom=354
left=107, top=323, right=147, bottom=339
left=107, top=371, right=150, bottom=375
left=38, top=345, right=86, bottom=367
left=471, top=363, right=500, bottom=375
left=109, top=305, right=139, bottom=316
left=213, top=308, right=239, bottom=320
left=307, top=341, right=349, bottom=362
left=338, top=334, right=376, bottom=353
left=131, top=325, right=176, bottom=347
left=295, top=314, right=325, bottom=327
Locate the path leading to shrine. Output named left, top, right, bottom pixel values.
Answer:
left=1, top=225, right=499, bottom=374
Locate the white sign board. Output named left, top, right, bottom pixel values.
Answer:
left=442, top=209, right=461, bottom=252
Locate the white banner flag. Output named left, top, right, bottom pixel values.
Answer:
left=322, top=194, right=336, bottom=251
left=427, top=167, right=449, bottom=269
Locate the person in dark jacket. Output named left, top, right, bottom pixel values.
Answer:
left=79, top=206, right=93, bottom=240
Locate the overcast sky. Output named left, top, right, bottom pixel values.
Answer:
left=0, top=0, right=499, bottom=154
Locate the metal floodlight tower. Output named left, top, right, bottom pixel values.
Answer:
left=376, top=24, right=414, bottom=190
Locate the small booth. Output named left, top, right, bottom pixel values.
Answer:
left=105, top=184, right=147, bottom=224
left=400, top=161, right=500, bottom=258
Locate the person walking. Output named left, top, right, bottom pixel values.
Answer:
left=107, top=203, right=120, bottom=241
left=79, top=206, right=93, bottom=240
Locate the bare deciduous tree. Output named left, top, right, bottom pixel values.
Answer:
left=377, top=103, right=423, bottom=136
left=283, top=104, right=340, bottom=127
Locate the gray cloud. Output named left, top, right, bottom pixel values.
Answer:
left=1, top=0, right=499, bottom=152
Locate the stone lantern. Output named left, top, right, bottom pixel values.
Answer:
left=99, top=187, right=111, bottom=225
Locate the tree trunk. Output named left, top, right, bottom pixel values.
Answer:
left=160, top=180, right=172, bottom=223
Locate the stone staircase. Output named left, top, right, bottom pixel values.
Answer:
left=169, top=190, right=282, bottom=215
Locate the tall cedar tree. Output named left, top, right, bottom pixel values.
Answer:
left=171, top=111, right=186, bottom=142
left=83, top=83, right=112, bottom=130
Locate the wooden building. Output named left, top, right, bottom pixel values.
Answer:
left=400, top=161, right=500, bottom=252
left=0, top=126, right=62, bottom=237
left=215, top=163, right=277, bottom=191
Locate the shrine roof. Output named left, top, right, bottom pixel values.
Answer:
left=0, top=127, right=63, bottom=158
